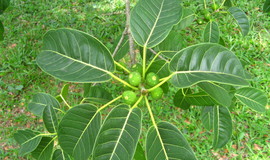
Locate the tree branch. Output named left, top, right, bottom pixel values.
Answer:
left=125, top=0, right=136, bottom=65
left=149, top=49, right=169, bottom=63
left=112, top=27, right=128, bottom=57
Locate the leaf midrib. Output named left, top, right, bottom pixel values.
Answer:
left=109, top=109, right=133, bottom=160
left=43, top=50, right=110, bottom=74
left=144, top=0, right=165, bottom=46
left=235, top=93, right=263, bottom=107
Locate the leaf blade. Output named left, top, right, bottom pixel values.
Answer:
left=228, top=7, right=250, bottom=36
left=93, top=105, right=142, bottom=160
left=37, top=29, right=114, bottom=83
left=169, top=43, right=249, bottom=88
left=28, top=93, right=60, bottom=117
left=43, top=105, right=58, bottom=133
left=235, top=87, right=267, bottom=112
left=213, top=106, right=232, bottom=149
left=146, top=122, right=197, bottom=160
left=58, top=104, right=101, bottom=160
left=14, top=129, right=42, bottom=156
left=198, top=82, right=232, bottom=107
left=201, top=106, right=214, bottom=131
left=52, top=149, right=70, bottom=160
left=203, top=21, right=220, bottom=43
left=32, top=137, right=54, bottom=160
left=130, top=0, right=182, bottom=48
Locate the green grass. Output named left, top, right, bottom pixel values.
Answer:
left=0, top=0, right=269, bottom=159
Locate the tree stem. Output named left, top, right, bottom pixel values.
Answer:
left=125, top=0, right=136, bottom=65
left=97, top=95, right=122, bottom=112
left=108, top=72, right=138, bottom=90
left=112, top=27, right=128, bottom=57
left=142, top=46, right=147, bottom=79
left=148, top=74, right=174, bottom=92
left=114, top=61, right=131, bottom=73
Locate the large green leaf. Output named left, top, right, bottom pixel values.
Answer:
left=146, top=122, right=197, bottom=160
left=264, top=0, right=270, bottom=13
left=203, top=21, right=220, bottom=43
left=52, top=149, right=71, bottom=160
left=83, top=85, right=113, bottom=104
left=173, top=88, right=192, bottom=110
left=213, top=106, right=232, bottom=149
left=93, top=105, right=142, bottom=160
left=56, top=83, right=70, bottom=103
left=198, top=82, right=232, bottom=107
left=134, top=143, right=146, bottom=160
left=37, top=28, right=115, bottom=83
left=58, top=104, right=101, bottom=160
left=0, top=0, right=10, bottom=14
left=235, top=87, right=268, bottom=112
left=130, top=0, right=182, bottom=48
left=177, top=8, right=195, bottom=30
left=156, top=31, right=185, bottom=58
left=147, top=60, right=170, bottom=79
left=185, top=92, right=216, bottom=106
left=28, top=93, right=60, bottom=117
left=169, top=43, right=249, bottom=88
left=43, top=105, right=58, bottom=133
left=14, top=129, right=42, bottom=156
left=228, top=7, right=250, bottom=36
left=201, top=106, right=214, bottom=131
left=0, top=21, right=3, bottom=41
left=32, top=137, right=54, bottom=160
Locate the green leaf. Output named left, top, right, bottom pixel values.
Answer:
left=93, top=105, right=142, bottom=160
left=43, top=105, right=58, bottom=133
left=83, top=85, right=113, bottom=104
left=130, top=0, right=182, bottom=48
left=185, top=92, right=216, bottom=106
left=156, top=31, right=185, bottom=58
left=0, top=21, right=3, bottom=41
left=83, top=83, right=92, bottom=98
left=147, top=60, right=170, bottom=78
left=14, top=129, right=42, bottom=156
left=218, top=37, right=226, bottom=46
left=203, top=21, right=220, bottom=43
left=37, top=28, right=115, bottom=83
left=213, top=106, right=232, bottom=149
left=173, top=88, right=192, bottom=110
left=28, top=93, right=60, bottom=117
left=263, top=0, right=270, bottom=13
left=134, top=143, right=146, bottom=160
left=177, top=8, right=195, bottom=30
left=112, top=36, right=129, bottom=61
left=169, top=43, right=249, bottom=88
left=56, top=84, right=70, bottom=103
left=146, top=122, right=197, bottom=160
left=201, top=106, right=214, bottom=131
left=228, top=7, right=250, bottom=36
left=58, top=104, right=101, bottom=160
left=198, top=82, right=232, bottom=107
left=235, top=87, right=268, bottom=112
left=52, top=149, right=70, bottom=160
left=224, top=0, right=233, bottom=7
left=0, top=0, right=10, bottom=14
left=32, top=137, right=54, bottom=160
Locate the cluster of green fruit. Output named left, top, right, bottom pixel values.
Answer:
left=118, top=63, right=164, bottom=105
left=197, top=4, right=219, bottom=25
